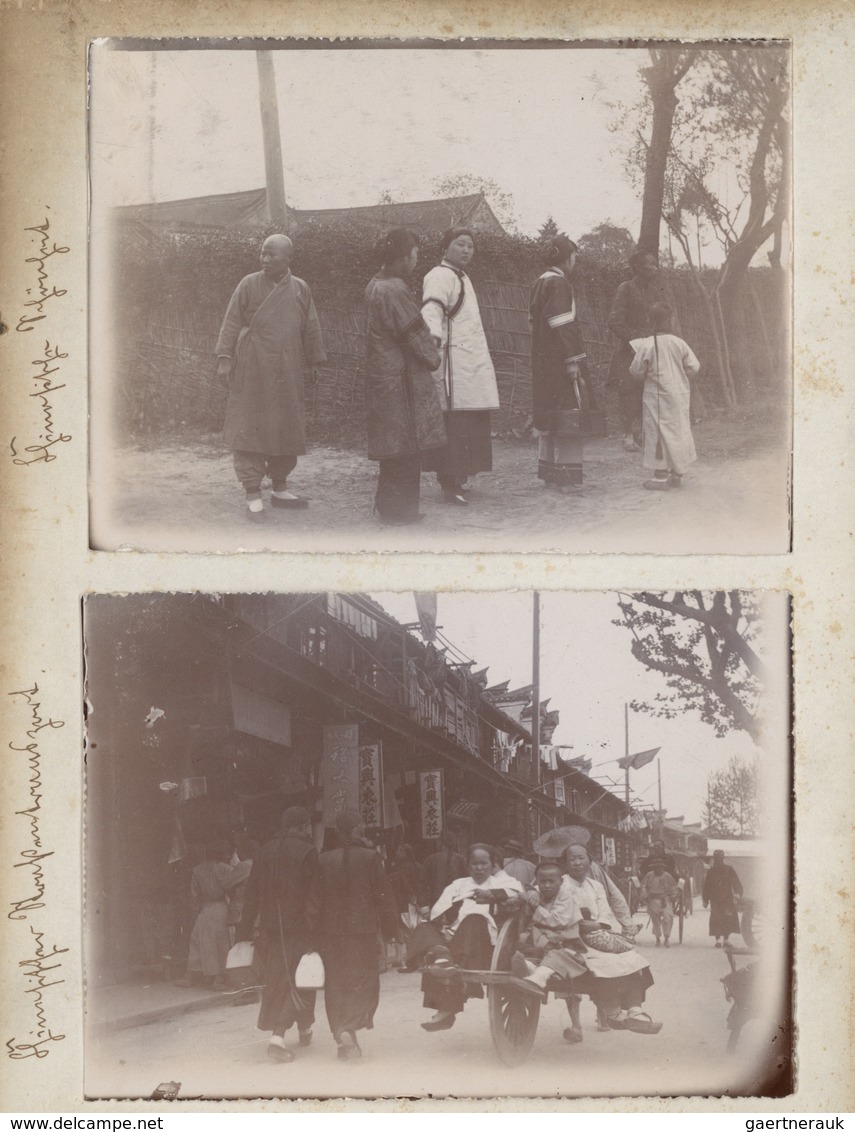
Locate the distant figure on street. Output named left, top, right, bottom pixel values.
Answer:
left=176, top=839, right=233, bottom=990
left=502, top=838, right=536, bottom=886
left=529, top=234, right=598, bottom=489
left=641, top=859, right=679, bottom=947
left=703, top=849, right=744, bottom=947
left=641, top=839, right=679, bottom=881
left=629, top=302, right=700, bottom=491
left=421, top=227, right=499, bottom=506
left=421, top=828, right=467, bottom=909
left=607, top=250, right=674, bottom=451
left=237, top=807, right=318, bottom=1063
left=308, top=810, right=395, bottom=1060
left=215, top=233, right=327, bottom=521
left=363, top=228, right=445, bottom=524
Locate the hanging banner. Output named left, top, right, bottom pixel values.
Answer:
left=553, top=777, right=566, bottom=806
left=358, top=742, right=384, bottom=829
left=322, top=723, right=359, bottom=824
left=414, top=593, right=438, bottom=642
left=601, top=835, right=617, bottom=866
left=419, top=769, right=444, bottom=839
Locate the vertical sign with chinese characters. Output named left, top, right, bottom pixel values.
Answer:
left=358, top=742, right=384, bottom=829
left=323, top=724, right=359, bottom=825
left=419, top=769, right=444, bottom=840
left=601, top=835, right=617, bottom=866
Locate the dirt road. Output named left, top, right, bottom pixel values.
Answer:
left=94, top=400, right=789, bottom=554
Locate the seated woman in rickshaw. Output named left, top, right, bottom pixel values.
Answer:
left=408, top=842, right=526, bottom=1031
left=515, top=860, right=662, bottom=1036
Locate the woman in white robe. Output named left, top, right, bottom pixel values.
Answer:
left=410, top=843, right=524, bottom=1031
left=629, top=302, right=700, bottom=491
left=421, top=228, right=500, bottom=506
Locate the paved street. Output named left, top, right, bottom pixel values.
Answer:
left=86, top=900, right=782, bottom=1101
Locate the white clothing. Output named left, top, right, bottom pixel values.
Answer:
left=559, top=875, right=647, bottom=978
left=430, top=872, right=524, bottom=944
left=629, top=332, right=700, bottom=475
left=421, top=262, right=499, bottom=412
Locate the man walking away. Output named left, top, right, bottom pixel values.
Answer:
left=237, top=806, right=318, bottom=1063
left=215, top=234, right=327, bottom=522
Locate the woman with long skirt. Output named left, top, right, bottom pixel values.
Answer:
left=421, top=228, right=500, bottom=506
left=364, top=228, right=445, bottom=524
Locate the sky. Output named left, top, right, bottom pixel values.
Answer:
left=90, top=45, right=650, bottom=240
left=369, top=591, right=788, bottom=829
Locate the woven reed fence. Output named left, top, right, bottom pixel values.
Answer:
left=116, top=265, right=785, bottom=447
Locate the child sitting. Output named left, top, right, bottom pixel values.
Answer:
left=629, top=302, right=700, bottom=491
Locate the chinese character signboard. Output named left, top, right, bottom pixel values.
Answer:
left=419, top=769, right=444, bottom=839
left=358, top=742, right=383, bottom=829
left=553, top=777, right=566, bottom=806
left=601, top=835, right=616, bottom=866
left=323, top=724, right=359, bottom=825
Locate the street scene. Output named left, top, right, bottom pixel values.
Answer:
left=89, top=42, right=791, bottom=554
left=83, top=592, right=791, bottom=1100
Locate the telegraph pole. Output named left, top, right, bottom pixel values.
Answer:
left=624, top=702, right=630, bottom=805
left=256, top=51, right=288, bottom=224
left=532, top=592, right=541, bottom=788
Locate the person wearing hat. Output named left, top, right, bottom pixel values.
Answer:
left=421, top=227, right=500, bottom=506
left=237, top=807, right=318, bottom=1062
left=702, top=849, right=743, bottom=947
left=529, top=234, right=598, bottom=489
left=502, top=838, right=536, bottom=886
left=308, top=810, right=396, bottom=1059
left=640, top=858, right=679, bottom=946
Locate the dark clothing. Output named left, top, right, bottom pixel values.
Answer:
left=309, top=842, right=395, bottom=1039
left=607, top=275, right=674, bottom=432
left=320, top=934, right=381, bottom=1038
left=434, top=409, right=493, bottom=490
left=375, top=454, right=422, bottom=522
left=233, top=451, right=297, bottom=496
left=570, top=967, right=654, bottom=1015
left=703, top=863, right=743, bottom=938
left=529, top=268, right=595, bottom=433
left=238, top=833, right=318, bottom=1036
left=364, top=271, right=445, bottom=461
left=216, top=271, right=326, bottom=456
left=420, top=915, right=492, bottom=1015
left=422, top=848, right=468, bottom=908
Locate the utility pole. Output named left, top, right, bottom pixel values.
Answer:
left=256, top=51, right=288, bottom=225
left=624, top=703, right=630, bottom=805
left=657, top=756, right=663, bottom=816
left=532, top=592, right=541, bottom=790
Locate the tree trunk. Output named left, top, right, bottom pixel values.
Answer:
left=638, top=80, right=679, bottom=256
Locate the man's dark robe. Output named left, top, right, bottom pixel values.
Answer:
left=216, top=271, right=326, bottom=456
left=238, top=832, right=318, bottom=1034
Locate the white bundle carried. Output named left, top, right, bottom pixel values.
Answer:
left=294, top=950, right=325, bottom=989
left=225, top=940, right=256, bottom=990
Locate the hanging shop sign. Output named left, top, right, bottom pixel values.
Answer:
left=419, top=769, right=444, bottom=839
left=358, top=742, right=384, bottom=829
left=322, top=723, right=359, bottom=824
left=601, top=835, right=617, bottom=866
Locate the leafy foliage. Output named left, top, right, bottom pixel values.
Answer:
left=576, top=223, right=637, bottom=270
left=704, top=756, right=760, bottom=837
left=614, top=591, right=767, bottom=743
left=430, top=173, right=520, bottom=233
left=537, top=216, right=559, bottom=240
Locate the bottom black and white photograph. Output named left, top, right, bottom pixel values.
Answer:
left=83, top=590, right=792, bottom=1100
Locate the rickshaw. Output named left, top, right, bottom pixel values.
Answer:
left=425, top=906, right=601, bottom=1066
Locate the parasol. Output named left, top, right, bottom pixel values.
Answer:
left=533, top=825, right=591, bottom=858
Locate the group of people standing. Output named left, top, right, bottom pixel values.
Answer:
left=214, top=228, right=702, bottom=523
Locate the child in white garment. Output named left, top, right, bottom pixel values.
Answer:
left=629, top=303, right=700, bottom=491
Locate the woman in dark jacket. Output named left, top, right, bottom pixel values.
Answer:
left=308, top=810, right=395, bottom=1059
left=364, top=228, right=445, bottom=524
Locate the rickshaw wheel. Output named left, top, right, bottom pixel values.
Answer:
left=488, top=913, right=540, bottom=1067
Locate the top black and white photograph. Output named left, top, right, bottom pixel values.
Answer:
left=89, top=39, right=791, bottom=554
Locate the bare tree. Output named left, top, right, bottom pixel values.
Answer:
left=615, top=591, right=766, bottom=744
left=636, top=46, right=699, bottom=255
left=704, top=756, right=760, bottom=837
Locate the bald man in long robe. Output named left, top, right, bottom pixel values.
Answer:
left=215, top=234, right=327, bottom=520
